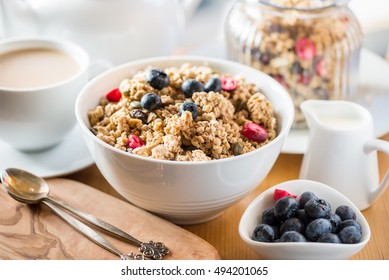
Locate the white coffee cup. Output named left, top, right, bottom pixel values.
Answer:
left=0, top=37, right=89, bottom=152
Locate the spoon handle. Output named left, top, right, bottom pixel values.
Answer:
left=42, top=200, right=128, bottom=259
left=47, top=196, right=169, bottom=260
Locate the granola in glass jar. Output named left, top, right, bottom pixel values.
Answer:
left=225, top=0, right=363, bottom=128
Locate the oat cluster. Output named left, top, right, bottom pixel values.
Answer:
left=88, top=64, right=277, bottom=161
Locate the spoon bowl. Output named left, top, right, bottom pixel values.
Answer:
left=1, top=168, right=49, bottom=203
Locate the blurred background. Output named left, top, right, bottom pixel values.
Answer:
left=177, top=0, right=389, bottom=60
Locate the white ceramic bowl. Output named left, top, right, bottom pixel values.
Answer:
left=75, top=56, right=294, bottom=225
left=239, top=179, right=371, bottom=259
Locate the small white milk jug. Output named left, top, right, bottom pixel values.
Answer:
left=299, top=100, right=389, bottom=210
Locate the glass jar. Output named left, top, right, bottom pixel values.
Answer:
left=225, top=0, right=363, bottom=129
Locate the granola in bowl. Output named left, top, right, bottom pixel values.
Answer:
left=88, top=63, right=277, bottom=161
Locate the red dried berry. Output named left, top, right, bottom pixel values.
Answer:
left=271, top=74, right=288, bottom=89
left=221, top=77, right=238, bottom=91
left=315, top=58, right=327, bottom=78
left=241, top=123, right=268, bottom=143
left=106, top=88, right=122, bottom=102
left=298, top=73, right=312, bottom=85
left=274, top=189, right=297, bottom=201
left=295, top=37, right=316, bottom=60
left=127, top=134, right=145, bottom=149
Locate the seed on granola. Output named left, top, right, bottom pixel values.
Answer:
left=232, top=143, right=243, bottom=156
left=179, top=101, right=199, bottom=119
left=236, top=100, right=246, bottom=112
left=182, top=79, right=204, bottom=98
left=130, top=109, right=148, bottom=123
left=221, top=77, right=238, bottom=91
left=146, top=68, right=170, bottom=90
left=130, top=101, right=142, bottom=109
left=140, top=92, right=162, bottom=111
left=204, top=77, right=222, bottom=93
left=105, top=88, right=122, bottom=102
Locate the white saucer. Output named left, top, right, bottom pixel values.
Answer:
left=282, top=49, right=389, bottom=154
left=0, top=125, right=94, bottom=178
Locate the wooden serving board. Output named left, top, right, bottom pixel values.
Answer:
left=0, top=179, right=220, bottom=260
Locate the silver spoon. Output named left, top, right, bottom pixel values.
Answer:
left=0, top=168, right=169, bottom=260
left=3, top=184, right=139, bottom=260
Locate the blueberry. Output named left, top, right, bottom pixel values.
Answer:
left=304, top=198, right=331, bottom=219
left=179, top=101, right=199, bottom=119
left=294, top=209, right=311, bottom=225
left=280, top=218, right=305, bottom=235
left=338, top=225, right=362, bottom=244
left=261, top=208, right=278, bottom=226
left=271, top=225, right=281, bottom=240
left=305, top=218, right=332, bottom=241
left=279, top=231, right=306, bottom=242
left=317, top=233, right=341, bottom=244
left=274, top=196, right=299, bottom=221
left=335, top=205, right=356, bottom=221
left=146, top=69, right=170, bottom=90
left=182, top=79, right=204, bottom=98
left=140, top=93, right=162, bottom=111
left=337, top=219, right=362, bottom=233
left=252, top=224, right=275, bottom=242
left=328, top=213, right=342, bottom=233
left=204, top=77, right=222, bottom=92
left=299, top=191, right=318, bottom=209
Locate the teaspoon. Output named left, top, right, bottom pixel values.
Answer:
left=0, top=168, right=169, bottom=260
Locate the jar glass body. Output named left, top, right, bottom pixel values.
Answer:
left=225, top=0, right=363, bottom=129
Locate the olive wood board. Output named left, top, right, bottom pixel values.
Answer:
left=0, top=178, right=220, bottom=260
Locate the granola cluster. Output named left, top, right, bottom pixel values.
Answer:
left=88, top=63, right=277, bottom=161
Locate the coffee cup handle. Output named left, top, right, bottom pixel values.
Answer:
left=88, top=59, right=113, bottom=79
left=364, top=138, right=389, bottom=203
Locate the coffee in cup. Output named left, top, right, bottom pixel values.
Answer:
left=0, top=47, right=81, bottom=88
left=0, top=38, right=89, bottom=152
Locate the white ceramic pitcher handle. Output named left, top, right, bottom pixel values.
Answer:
left=364, top=138, right=389, bottom=203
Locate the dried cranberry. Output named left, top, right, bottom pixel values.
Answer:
left=127, top=134, right=145, bottom=149
left=241, top=122, right=268, bottom=143
left=221, top=77, right=238, bottom=91
left=298, top=73, right=312, bottom=85
left=315, top=58, right=327, bottom=77
left=106, top=88, right=122, bottom=102
left=295, top=37, right=316, bottom=60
